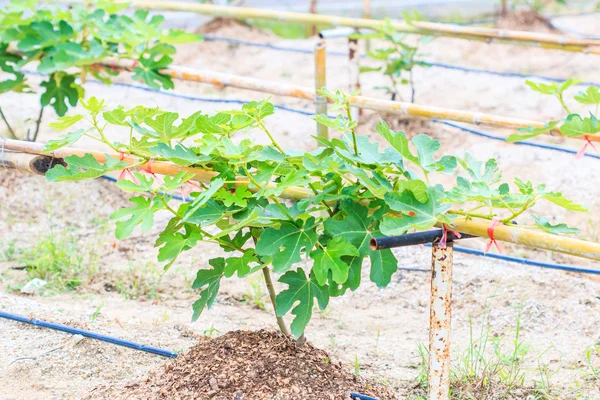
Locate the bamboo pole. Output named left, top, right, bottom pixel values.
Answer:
left=100, top=59, right=600, bottom=142
left=128, top=0, right=600, bottom=54
left=5, top=139, right=600, bottom=262
left=314, top=37, right=328, bottom=142
left=0, top=151, right=64, bottom=175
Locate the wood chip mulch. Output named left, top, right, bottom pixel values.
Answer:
left=91, top=329, right=396, bottom=400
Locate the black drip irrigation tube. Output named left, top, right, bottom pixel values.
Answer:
left=371, top=231, right=600, bottom=276
left=0, top=311, right=178, bottom=358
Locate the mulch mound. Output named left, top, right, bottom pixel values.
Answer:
left=358, top=112, right=438, bottom=139
left=90, top=330, right=395, bottom=400
left=496, top=10, right=558, bottom=33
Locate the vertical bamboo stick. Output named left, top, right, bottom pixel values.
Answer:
left=501, top=0, right=508, bottom=18
left=314, top=37, right=328, bottom=144
left=348, top=33, right=361, bottom=121
left=363, top=0, right=371, bottom=52
left=428, top=242, right=454, bottom=400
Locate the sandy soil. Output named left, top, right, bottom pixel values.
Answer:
left=1, top=11, right=600, bottom=400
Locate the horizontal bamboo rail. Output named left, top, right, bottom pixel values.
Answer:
left=101, top=59, right=599, bottom=142
left=130, top=1, right=600, bottom=55
left=0, top=152, right=65, bottom=175
left=5, top=138, right=600, bottom=262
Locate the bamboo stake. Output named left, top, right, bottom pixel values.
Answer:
left=100, top=59, right=600, bottom=142
left=314, top=37, right=328, bottom=142
left=5, top=139, right=600, bottom=262
left=348, top=34, right=361, bottom=121
left=127, top=0, right=600, bottom=54
left=363, top=0, right=371, bottom=52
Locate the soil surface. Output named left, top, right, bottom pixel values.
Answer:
left=1, top=8, right=600, bottom=400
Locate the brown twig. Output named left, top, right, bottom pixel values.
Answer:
left=0, top=107, right=17, bottom=139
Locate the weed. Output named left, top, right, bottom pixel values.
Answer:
left=114, top=261, right=162, bottom=300
left=353, top=354, right=360, bottom=377
left=16, top=231, right=99, bottom=291
left=90, top=303, right=103, bottom=322
left=241, top=275, right=267, bottom=311
left=203, top=324, right=220, bottom=337
left=0, top=240, right=17, bottom=261
left=411, top=304, right=560, bottom=399
left=583, top=345, right=600, bottom=381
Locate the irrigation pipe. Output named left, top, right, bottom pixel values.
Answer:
left=23, top=69, right=600, bottom=159
left=128, top=1, right=600, bottom=54
left=15, top=69, right=600, bottom=159
left=99, top=59, right=600, bottom=142
left=441, top=244, right=600, bottom=275
left=433, top=120, right=600, bottom=160
left=4, top=139, right=600, bottom=262
left=204, top=34, right=599, bottom=87
left=0, top=311, right=178, bottom=358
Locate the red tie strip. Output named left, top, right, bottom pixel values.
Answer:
left=140, top=158, right=165, bottom=188
left=117, top=152, right=139, bottom=184
left=576, top=135, right=600, bottom=159
left=180, top=180, right=203, bottom=201
left=439, top=223, right=461, bottom=249
left=484, top=217, right=505, bottom=254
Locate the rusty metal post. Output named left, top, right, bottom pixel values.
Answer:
left=428, top=242, right=454, bottom=400
left=308, top=0, right=318, bottom=37
left=348, top=34, right=361, bottom=122
left=314, top=37, right=328, bottom=143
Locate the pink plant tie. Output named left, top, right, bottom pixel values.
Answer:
left=117, top=152, right=139, bottom=184
left=576, top=135, right=600, bottom=159
left=439, top=223, right=461, bottom=249
left=484, top=217, right=505, bottom=254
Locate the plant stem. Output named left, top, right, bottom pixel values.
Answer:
left=409, top=69, right=416, bottom=103
left=557, top=94, right=571, bottom=115
left=449, top=210, right=495, bottom=220
left=241, top=164, right=294, bottom=221
left=345, top=104, right=359, bottom=156
left=0, top=107, right=17, bottom=139
left=258, top=122, right=286, bottom=154
left=502, top=198, right=536, bottom=224
left=30, top=106, right=45, bottom=142
left=262, top=266, right=290, bottom=336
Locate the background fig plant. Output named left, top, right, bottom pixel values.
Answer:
left=0, top=0, right=201, bottom=141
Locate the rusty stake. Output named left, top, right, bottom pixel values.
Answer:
left=428, top=242, right=454, bottom=400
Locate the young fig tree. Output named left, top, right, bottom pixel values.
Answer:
left=42, top=91, right=587, bottom=339
left=352, top=13, right=433, bottom=103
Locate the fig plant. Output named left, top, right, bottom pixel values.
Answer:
left=508, top=79, right=600, bottom=158
left=353, top=13, right=432, bottom=103
left=43, top=91, right=587, bottom=338
left=0, top=0, right=201, bottom=141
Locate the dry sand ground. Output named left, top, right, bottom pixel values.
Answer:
left=1, top=13, right=600, bottom=400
